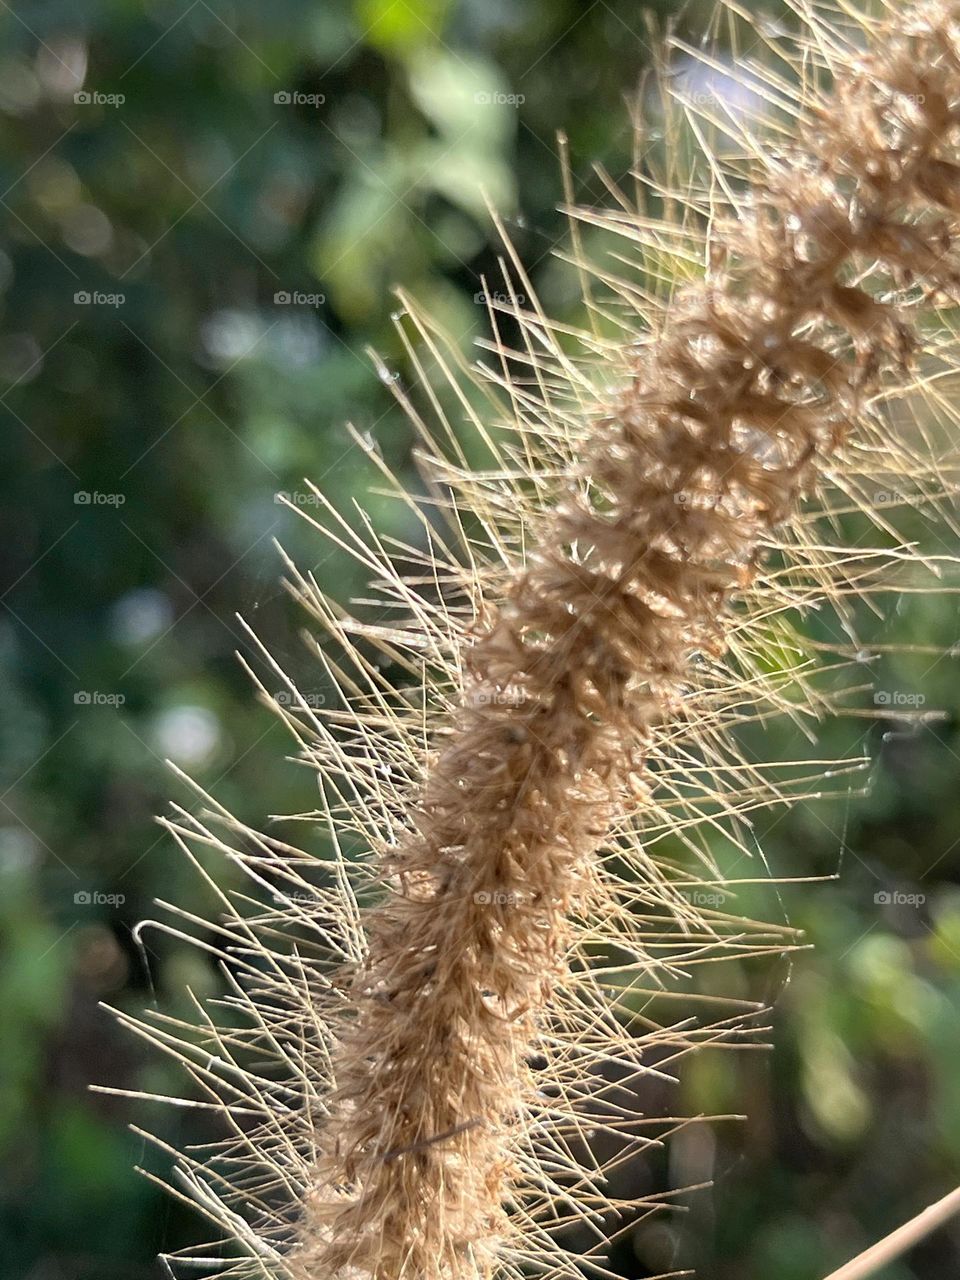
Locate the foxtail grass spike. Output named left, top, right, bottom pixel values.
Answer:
left=106, top=3, right=960, bottom=1277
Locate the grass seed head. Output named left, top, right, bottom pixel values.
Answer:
left=110, top=4, right=960, bottom=1278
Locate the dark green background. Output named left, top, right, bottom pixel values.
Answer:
left=2, top=1, right=960, bottom=1276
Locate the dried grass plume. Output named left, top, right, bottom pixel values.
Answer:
left=105, top=3, right=960, bottom=1278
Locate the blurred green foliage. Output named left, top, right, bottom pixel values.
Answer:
left=1, top=1, right=960, bottom=1277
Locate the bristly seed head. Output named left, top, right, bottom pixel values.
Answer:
left=110, top=5, right=960, bottom=1280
